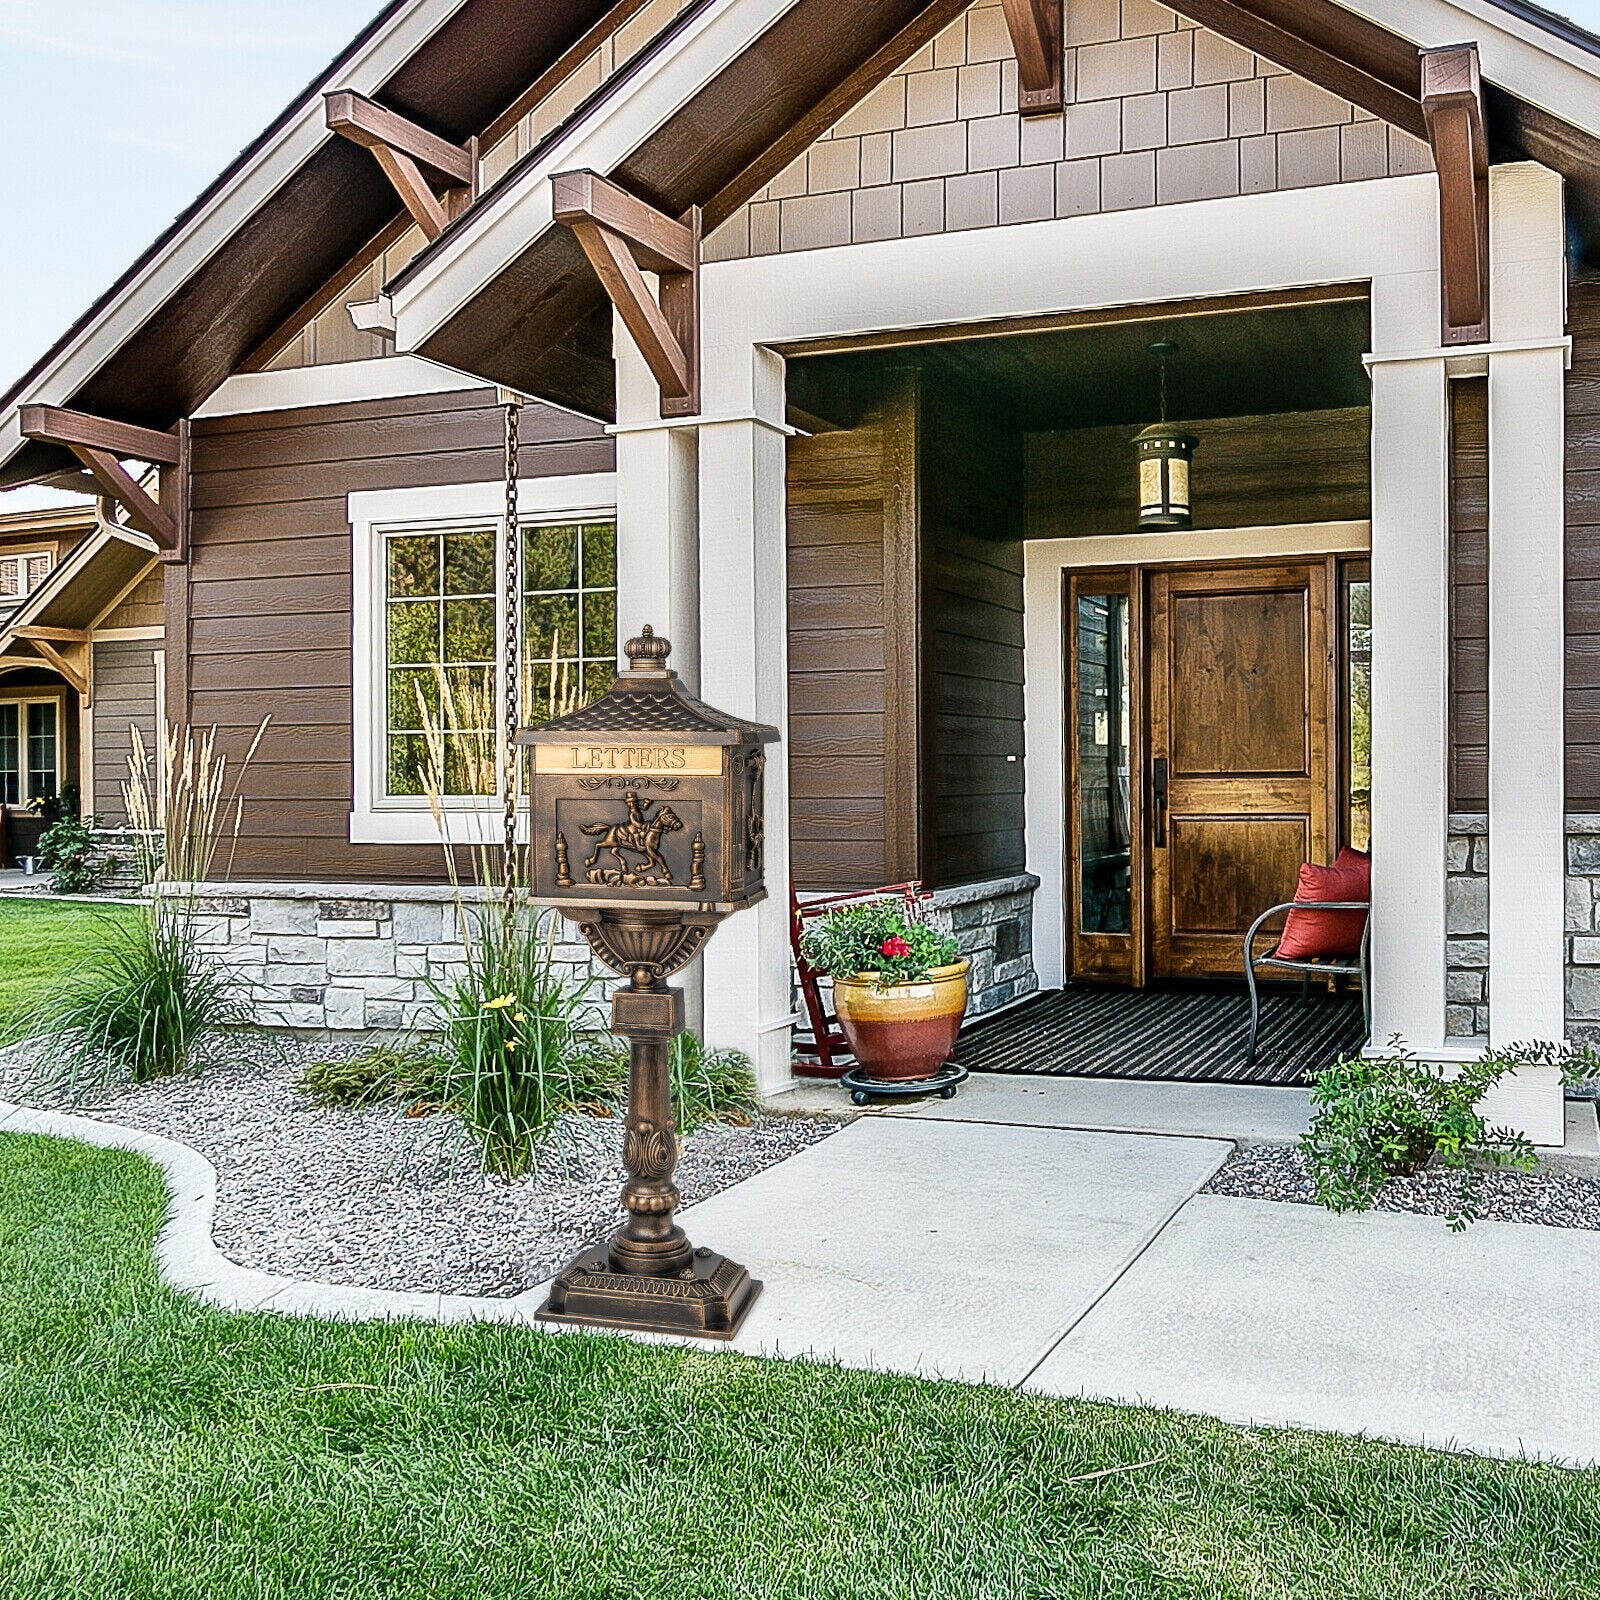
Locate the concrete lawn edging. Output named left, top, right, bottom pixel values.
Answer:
left=0, top=1099, right=550, bottom=1326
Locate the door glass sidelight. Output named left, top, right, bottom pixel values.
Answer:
left=1346, top=577, right=1371, bottom=851
left=1076, top=592, right=1132, bottom=934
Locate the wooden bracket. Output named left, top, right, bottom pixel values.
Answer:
left=1422, top=44, right=1490, bottom=346
left=325, top=90, right=477, bottom=242
left=553, top=170, right=700, bottom=419
left=18, top=406, right=187, bottom=562
left=1000, top=0, right=1063, bottom=116
left=15, top=628, right=90, bottom=700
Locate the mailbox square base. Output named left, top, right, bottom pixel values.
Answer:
left=535, top=1243, right=761, bottom=1341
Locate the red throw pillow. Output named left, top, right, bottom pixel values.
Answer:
left=1275, top=848, right=1370, bottom=960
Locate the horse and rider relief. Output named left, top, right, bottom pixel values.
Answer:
left=552, top=791, right=705, bottom=890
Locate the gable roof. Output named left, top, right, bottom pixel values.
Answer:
left=383, top=0, right=1600, bottom=413
left=4, top=0, right=1600, bottom=472
left=0, top=518, right=159, bottom=678
left=0, top=0, right=630, bottom=490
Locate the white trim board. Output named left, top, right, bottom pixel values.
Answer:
left=195, top=356, right=491, bottom=418
left=346, top=473, right=617, bottom=847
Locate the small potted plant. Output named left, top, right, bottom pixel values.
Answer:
left=799, top=901, right=968, bottom=1081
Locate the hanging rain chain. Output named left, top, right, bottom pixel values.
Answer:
left=501, top=391, right=523, bottom=920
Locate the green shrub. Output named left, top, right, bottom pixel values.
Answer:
left=1302, top=1040, right=1599, bottom=1230
left=30, top=905, right=250, bottom=1094
left=584, top=1030, right=761, bottom=1135
left=296, top=1044, right=446, bottom=1110
left=799, top=901, right=959, bottom=987
left=37, top=813, right=107, bottom=895
left=427, top=911, right=624, bottom=1178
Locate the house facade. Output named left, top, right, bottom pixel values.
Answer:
left=0, top=498, right=163, bottom=864
left=2, top=0, right=1598, bottom=1141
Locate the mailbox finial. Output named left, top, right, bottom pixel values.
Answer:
left=624, top=624, right=672, bottom=672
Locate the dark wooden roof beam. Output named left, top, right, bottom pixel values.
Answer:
left=1174, top=0, right=1427, bottom=139
left=553, top=170, right=700, bottom=418
left=18, top=405, right=187, bottom=561
left=1422, top=44, right=1491, bottom=345
left=325, top=89, right=476, bottom=242
left=1000, top=0, right=1063, bottom=115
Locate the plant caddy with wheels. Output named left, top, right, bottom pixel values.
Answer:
left=518, top=625, right=777, bottom=1340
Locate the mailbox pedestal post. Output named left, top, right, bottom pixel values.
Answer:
left=519, top=627, right=777, bottom=1341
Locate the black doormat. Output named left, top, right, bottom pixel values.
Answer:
left=955, top=984, right=1366, bottom=1088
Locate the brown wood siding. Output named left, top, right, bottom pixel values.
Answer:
left=1450, top=377, right=1488, bottom=811
left=1570, top=284, right=1600, bottom=809
left=785, top=393, right=897, bottom=892
left=1026, top=407, right=1371, bottom=538
left=182, top=388, right=612, bottom=883
left=92, top=639, right=161, bottom=827
left=920, top=377, right=1026, bottom=889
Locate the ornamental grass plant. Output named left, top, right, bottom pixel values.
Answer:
left=28, top=721, right=267, bottom=1096
left=416, top=667, right=623, bottom=1178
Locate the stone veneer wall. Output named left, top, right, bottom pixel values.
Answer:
left=193, top=874, right=1040, bottom=1041
left=1566, top=816, right=1600, bottom=1045
left=1444, top=813, right=1600, bottom=1045
left=1446, top=814, right=1489, bottom=1040
left=794, top=873, right=1040, bottom=1028
left=923, top=873, right=1041, bottom=1018
left=188, top=885, right=610, bottom=1034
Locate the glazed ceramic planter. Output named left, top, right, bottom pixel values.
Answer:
left=832, top=959, right=970, bottom=1081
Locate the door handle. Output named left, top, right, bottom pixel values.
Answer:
left=1152, top=756, right=1169, bottom=848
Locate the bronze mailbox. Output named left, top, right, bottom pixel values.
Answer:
left=516, top=625, right=778, bottom=1340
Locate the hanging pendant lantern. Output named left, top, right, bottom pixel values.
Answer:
left=1134, top=340, right=1197, bottom=530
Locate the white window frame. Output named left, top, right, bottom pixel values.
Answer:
left=348, top=474, right=618, bottom=845
left=0, top=692, right=67, bottom=809
left=0, top=548, right=54, bottom=604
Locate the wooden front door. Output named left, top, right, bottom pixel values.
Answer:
left=1146, top=563, right=1332, bottom=980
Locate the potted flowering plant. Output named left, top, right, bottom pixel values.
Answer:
left=799, top=901, right=968, bottom=1081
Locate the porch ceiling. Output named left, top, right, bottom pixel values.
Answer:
left=787, top=294, right=1374, bottom=435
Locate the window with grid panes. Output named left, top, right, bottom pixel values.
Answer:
left=522, top=521, right=617, bottom=725
left=382, top=521, right=617, bottom=798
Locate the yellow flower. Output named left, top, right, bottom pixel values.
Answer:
left=513, top=1013, right=527, bottom=1024
left=482, top=994, right=516, bottom=1011
left=505, top=1040, right=517, bottom=1052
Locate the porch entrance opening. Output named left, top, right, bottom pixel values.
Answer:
left=782, top=289, right=1373, bottom=1085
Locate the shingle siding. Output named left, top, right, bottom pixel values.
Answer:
left=706, top=0, right=1431, bottom=262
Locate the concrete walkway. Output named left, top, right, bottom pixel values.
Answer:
left=5, top=1077, right=1598, bottom=1466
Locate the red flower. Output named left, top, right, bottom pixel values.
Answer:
left=880, top=935, right=911, bottom=958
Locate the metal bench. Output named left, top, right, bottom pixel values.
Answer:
left=1243, top=900, right=1371, bottom=1067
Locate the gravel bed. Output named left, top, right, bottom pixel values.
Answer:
left=1, top=1038, right=844, bottom=1296
left=1204, top=1143, right=1600, bottom=1231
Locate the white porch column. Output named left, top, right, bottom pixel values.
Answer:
left=1485, top=164, right=1568, bottom=1143
left=696, top=348, right=794, bottom=1094
left=1368, top=348, right=1451, bottom=1054
left=611, top=315, right=704, bottom=1029
left=612, top=316, right=701, bottom=689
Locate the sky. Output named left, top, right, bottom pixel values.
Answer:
left=2, top=0, right=1600, bottom=501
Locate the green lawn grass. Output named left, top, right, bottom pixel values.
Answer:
left=0, top=898, right=137, bottom=1041
left=0, top=1133, right=1596, bottom=1598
